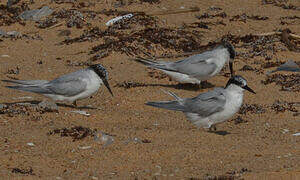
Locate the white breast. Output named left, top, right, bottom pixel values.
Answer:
left=206, top=48, right=230, bottom=77
left=161, top=70, right=201, bottom=84
left=72, top=70, right=102, bottom=101
left=209, top=86, right=244, bottom=124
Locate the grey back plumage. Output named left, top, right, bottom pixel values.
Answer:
left=41, top=69, right=89, bottom=96
left=136, top=45, right=227, bottom=78
left=146, top=87, right=226, bottom=117
left=4, top=69, right=89, bottom=96
left=183, top=87, right=226, bottom=117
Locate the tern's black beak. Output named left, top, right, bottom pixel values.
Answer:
left=243, top=85, right=256, bottom=94
left=229, top=61, right=234, bottom=76
left=103, top=79, right=114, bottom=96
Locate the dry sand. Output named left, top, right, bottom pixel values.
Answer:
left=0, top=0, right=299, bottom=179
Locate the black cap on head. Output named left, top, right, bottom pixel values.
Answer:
left=225, top=75, right=255, bottom=94
left=221, top=41, right=236, bottom=59
left=221, top=41, right=235, bottom=76
left=90, top=64, right=114, bottom=96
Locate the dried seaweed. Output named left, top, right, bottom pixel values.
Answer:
left=148, top=69, right=168, bottom=80
left=190, top=21, right=226, bottom=29
left=270, top=100, right=299, bottom=113
left=140, top=0, right=160, bottom=4
left=37, top=17, right=57, bottom=28
left=90, top=27, right=203, bottom=56
left=0, top=2, right=30, bottom=26
left=223, top=33, right=283, bottom=59
left=239, top=65, right=255, bottom=71
left=98, top=9, right=133, bottom=16
left=51, top=0, right=77, bottom=4
left=47, top=126, right=96, bottom=141
left=261, top=74, right=300, bottom=92
left=202, top=174, right=235, bottom=180
left=230, top=13, right=269, bottom=22
left=239, top=104, right=266, bottom=115
left=114, top=81, right=149, bottom=89
left=11, top=167, right=35, bottom=175
left=233, top=116, right=248, bottom=124
left=196, top=12, right=227, bottom=19
left=0, top=102, right=58, bottom=117
left=280, top=15, right=300, bottom=20
left=263, top=0, right=300, bottom=11
left=261, top=61, right=285, bottom=68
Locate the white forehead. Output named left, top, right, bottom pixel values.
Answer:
left=235, top=76, right=247, bottom=86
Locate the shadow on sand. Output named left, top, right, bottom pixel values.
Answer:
left=2, top=100, right=97, bottom=110
left=115, top=81, right=215, bottom=91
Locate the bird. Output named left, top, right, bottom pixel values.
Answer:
left=145, top=75, right=255, bottom=131
left=134, top=41, right=235, bottom=85
left=2, top=64, right=113, bottom=107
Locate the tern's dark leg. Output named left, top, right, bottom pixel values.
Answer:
left=200, top=80, right=209, bottom=88
left=72, top=101, right=77, bottom=107
left=208, top=125, right=217, bottom=132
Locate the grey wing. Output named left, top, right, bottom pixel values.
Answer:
left=183, top=88, right=226, bottom=117
left=169, top=51, right=217, bottom=78
left=45, top=78, right=87, bottom=96
left=44, top=69, right=89, bottom=96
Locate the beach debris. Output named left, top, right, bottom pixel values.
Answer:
left=233, top=116, right=248, bottom=124
left=78, top=145, right=92, bottom=150
left=38, top=100, right=58, bottom=112
left=19, top=6, right=53, bottom=21
left=11, top=167, right=35, bottom=175
left=262, top=74, right=300, bottom=92
left=0, top=29, right=21, bottom=38
left=0, top=54, right=10, bottom=58
left=267, top=60, right=300, bottom=74
left=70, top=110, right=90, bottom=116
left=27, top=142, right=35, bottom=146
left=94, top=131, right=114, bottom=147
left=47, top=126, right=96, bottom=141
left=282, top=129, right=289, bottom=134
left=106, top=13, right=134, bottom=26
left=238, top=104, right=266, bottom=115
left=270, top=101, right=299, bottom=113
left=124, top=137, right=151, bottom=144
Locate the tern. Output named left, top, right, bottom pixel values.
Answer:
left=134, top=41, right=235, bottom=85
left=146, top=75, right=255, bottom=131
left=3, top=64, right=113, bottom=107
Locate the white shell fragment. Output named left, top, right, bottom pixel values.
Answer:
left=70, top=110, right=90, bottom=116
left=78, top=146, right=92, bottom=150
left=105, top=14, right=134, bottom=26
left=94, top=131, right=114, bottom=147
left=27, top=142, right=35, bottom=146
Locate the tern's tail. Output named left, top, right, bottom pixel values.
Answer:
left=134, top=57, right=171, bottom=71
left=2, top=79, right=49, bottom=85
left=146, top=90, right=186, bottom=111
left=5, top=85, right=51, bottom=94
left=146, top=100, right=186, bottom=111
